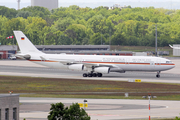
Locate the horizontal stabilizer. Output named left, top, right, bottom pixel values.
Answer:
left=15, top=54, right=31, bottom=60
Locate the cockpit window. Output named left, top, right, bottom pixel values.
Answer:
left=166, top=61, right=172, bottom=63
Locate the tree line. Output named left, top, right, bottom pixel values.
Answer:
left=0, top=5, right=180, bottom=47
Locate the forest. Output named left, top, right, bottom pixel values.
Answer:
left=0, top=5, right=180, bottom=47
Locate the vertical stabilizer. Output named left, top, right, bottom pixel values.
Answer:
left=13, top=31, right=42, bottom=54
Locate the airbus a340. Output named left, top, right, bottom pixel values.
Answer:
left=13, top=31, right=175, bottom=78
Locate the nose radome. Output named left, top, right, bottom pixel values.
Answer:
left=170, top=63, right=175, bottom=69
left=172, top=64, right=175, bottom=68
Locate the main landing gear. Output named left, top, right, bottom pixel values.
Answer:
left=156, top=71, right=161, bottom=78
left=83, top=73, right=102, bottom=77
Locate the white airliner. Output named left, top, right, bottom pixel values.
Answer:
left=13, top=31, right=175, bottom=78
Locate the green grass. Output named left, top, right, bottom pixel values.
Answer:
left=1, top=75, right=180, bottom=100
left=19, top=94, right=180, bottom=101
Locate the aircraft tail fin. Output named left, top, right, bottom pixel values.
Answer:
left=13, top=31, right=42, bottom=54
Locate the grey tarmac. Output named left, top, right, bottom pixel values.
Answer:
left=0, top=59, right=180, bottom=120
left=19, top=98, right=180, bottom=120
left=0, top=59, right=180, bottom=83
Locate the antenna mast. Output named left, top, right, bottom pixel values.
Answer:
left=17, top=0, right=20, bottom=10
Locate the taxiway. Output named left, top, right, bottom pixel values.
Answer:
left=0, top=59, right=180, bottom=120
left=0, top=59, right=180, bottom=83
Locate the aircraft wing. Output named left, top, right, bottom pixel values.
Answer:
left=81, top=62, right=125, bottom=72
left=82, top=62, right=115, bottom=68
left=40, top=56, right=76, bottom=65
left=58, top=59, right=76, bottom=65
left=58, top=59, right=117, bottom=68
left=60, top=61, right=114, bottom=68
left=46, top=58, right=124, bottom=72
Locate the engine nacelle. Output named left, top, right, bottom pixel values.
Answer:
left=68, top=64, right=84, bottom=71
left=110, top=68, right=125, bottom=73
left=94, top=67, right=110, bottom=74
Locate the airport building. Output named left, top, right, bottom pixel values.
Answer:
left=0, top=94, right=19, bottom=120
left=35, top=45, right=133, bottom=56
left=35, top=45, right=110, bottom=51
left=0, top=45, right=17, bottom=59
left=0, top=45, right=133, bottom=59
left=31, top=0, right=58, bottom=10
left=172, top=44, right=180, bottom=56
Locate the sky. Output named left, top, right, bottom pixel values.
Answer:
left=0, top=0, right=180, bottom=10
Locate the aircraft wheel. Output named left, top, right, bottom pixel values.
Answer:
left=97, top=73, right=102, bottom=77
left=88, top=73, right=92, bottom=77
left=92, top=73, right=97, bottom=77
left=156, top=74, right=160, bottom=78
left=83, top=73, right=87, bottom=77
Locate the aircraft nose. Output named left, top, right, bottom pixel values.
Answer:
left=172, top=63, right=175, bottom=68
left=170, top=63, right=175, bottom=69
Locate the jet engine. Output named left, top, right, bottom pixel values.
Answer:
left=94, top=67, right=110, bottom=74
left=110, top=68, right=125, bottom=73
left=68, top=64, right=84, bottom=71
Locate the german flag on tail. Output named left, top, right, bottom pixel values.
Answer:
left=21, top=37, right=25, bottom=40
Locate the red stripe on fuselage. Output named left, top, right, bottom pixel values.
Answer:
left=29, top=60, right=175, bottom=66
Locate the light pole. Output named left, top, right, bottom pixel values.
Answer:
left=13, top=37, right=15, bottom=55
left=154, top=24, right=161, bottom=57
left=142, top=94, right=157, bottom=120
left=155, top=24, right=157, bottom=56
left=84, top=99, right=87, bottom=111
left=109, top=28, right=111, bottom=50
left=101, top=32, right=102, bottom=45
left=13, top=37, right=14, bottom=48
left=17, top=0, right=20, bottom=10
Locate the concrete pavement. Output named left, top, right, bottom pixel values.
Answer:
left=19, top=97, right=180, bottom=120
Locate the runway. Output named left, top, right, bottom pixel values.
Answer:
left=0, top=59, right=180, bottom=83
left=0, top=59, right=180, bottom=120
